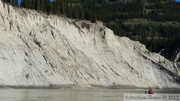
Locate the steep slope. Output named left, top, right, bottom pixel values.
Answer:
left=0, top=0, right=179, bottom=88
left=175, top=53, right=180, bottom=62
left=175, top=51, right=180, bottom=62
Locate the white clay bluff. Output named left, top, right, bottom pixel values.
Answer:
left=0, top=0, right=179, bottom=88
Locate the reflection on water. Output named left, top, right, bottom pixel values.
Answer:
left=0, top=88, right=179, bottom=101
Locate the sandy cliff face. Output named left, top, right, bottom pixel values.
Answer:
left=175, top=51, right=180, bottom=62
left=0, top=0, right=179, bottom=88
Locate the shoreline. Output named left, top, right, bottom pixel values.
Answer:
left=0, top=84, right=180, bottom=90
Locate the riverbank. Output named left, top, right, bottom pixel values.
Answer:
left=0, top=84, right=180, bottom=90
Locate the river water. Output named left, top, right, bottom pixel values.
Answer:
left=0, top=88, right=179, bottom=101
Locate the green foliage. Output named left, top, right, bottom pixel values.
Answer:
left=12, top=0, right=18, bottom=6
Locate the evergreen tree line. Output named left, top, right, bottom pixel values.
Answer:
left=122, top=23, right=180, bottom=60
left=2, top=0, right=180, bottom=60
left=2, top=0, right=180, bottom=24
left=2, top=0, right=95, bottom=21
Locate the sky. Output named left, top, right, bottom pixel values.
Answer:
left=175, top=0, right=180, bottom=2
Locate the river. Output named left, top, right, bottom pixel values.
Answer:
left=0, top=88, right=179, bottom=101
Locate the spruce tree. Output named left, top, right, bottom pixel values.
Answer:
left=12, top=0, right=18, bottom=6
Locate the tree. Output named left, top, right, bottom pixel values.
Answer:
left=35, top=0, right=40, bottom=10
left=22, top=0, right=28, bottom=8
left=12, top=0, right=18, bottom=6
left=2, top=0, right=11, bottom=3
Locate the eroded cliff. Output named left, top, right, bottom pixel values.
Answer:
left=0, top=0, right=179, bottom=88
